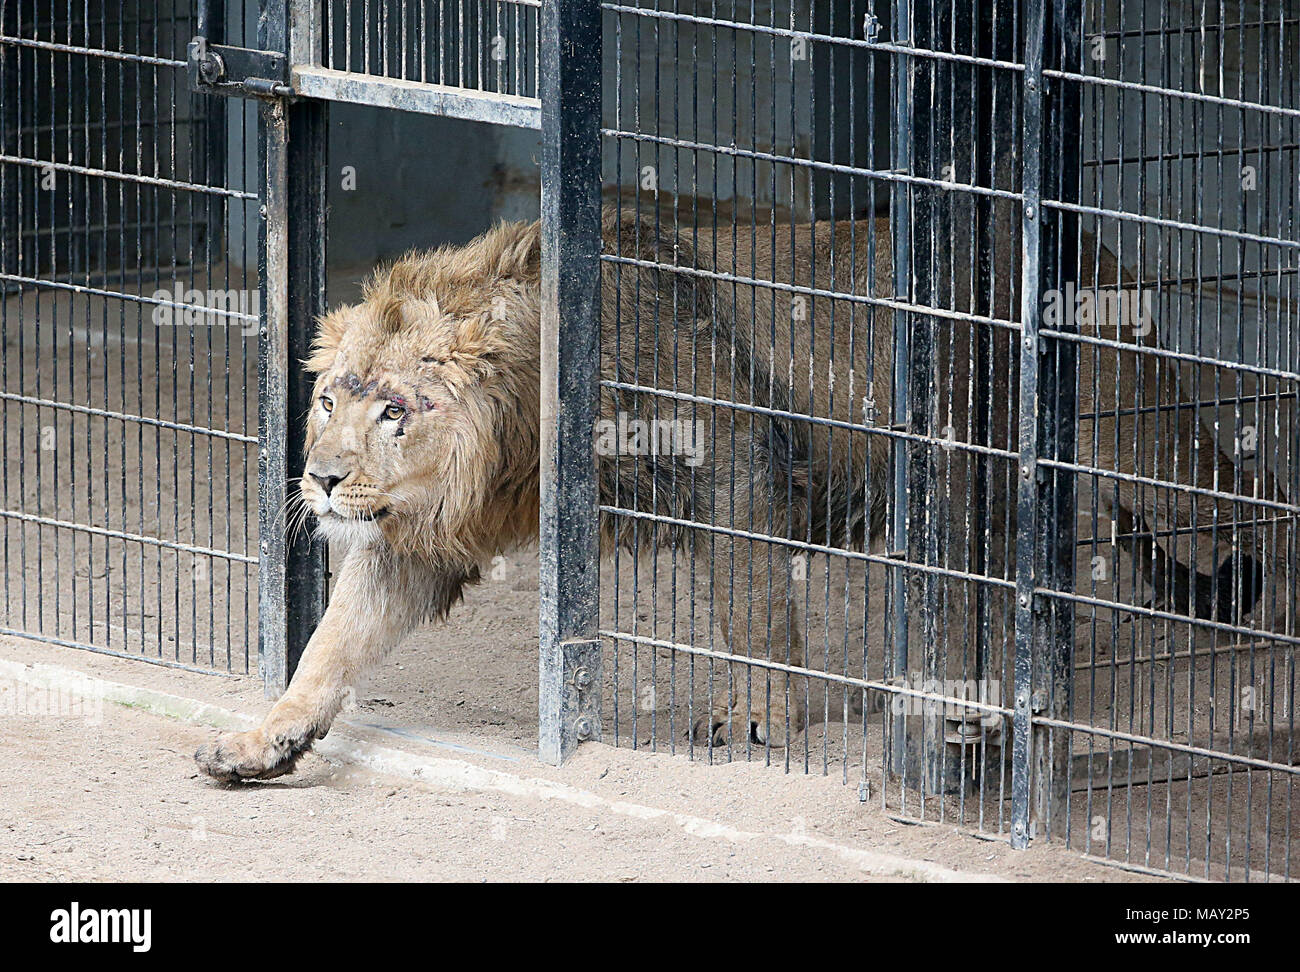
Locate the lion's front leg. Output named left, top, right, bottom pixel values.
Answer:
left=196, top=546, right=464, bottom=782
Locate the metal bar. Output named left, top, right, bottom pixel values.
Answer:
left=537, top=0, right=602, bottom=765
left=597, top=5, right=1028, bottom=74
left=600, top=251, right=1020, bottom=331
left=0, top=154, right=255, bottom=198
left=0, top=392, right=256, bottom=441
left=886, top=0, right=914, bottom=787
left=599, top=377, right=1020, bottom=461
left=0, top=33, right=187, bottom=68
left=0, top=628, right=245, bottom=676
left=1030, top=0, right=1082, bottom=843
left=602, top=502, right=1024, bottom=591
left=603, top=629, right=1014, bottom=718
left=1011, top=0, right=1049, bottom=851
left=281, top=94, right=330, bottom=692
left=0, top=271, right=258, bottom=320
left=292, top=64, right=541, bottom=128
left=0, top=508, right=256, bottom=563
left=257, top=93, right=292, bottom=697
left=257, top=0, right=327, bottom=697
left=1042, top=66, right=1300, bottom=120
left=288, top=0, right=322, bottom=67
left=903, top=0, right=948, bottom=799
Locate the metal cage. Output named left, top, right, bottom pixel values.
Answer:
left=595, top=0, right=1297, bottom=882
left=1, top=0, right=1295, bottom=883
left=1, top=0, right=260, bottom=674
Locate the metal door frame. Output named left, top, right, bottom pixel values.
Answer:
left=188, top=1, right=603, bottom=763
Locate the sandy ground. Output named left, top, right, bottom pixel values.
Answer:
left=3, top=702, right=885, bottom=883
left=0, top=631, right=1153, bottom=883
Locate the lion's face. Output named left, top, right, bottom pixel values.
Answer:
left=299, top=221, right=542, bottom=556
left=301, top=328, right=464, bottom=546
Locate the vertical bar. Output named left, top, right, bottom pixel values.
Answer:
left=1031, top=0, right=1081, bottom=842
left=259, top=0, right=328, bottom=698
left=289, top=0, right=323, bottom=67
left=1010, top=0, right=1048, bottom=851
left=257, top=94, right=291, bottom=696
left=891, top=0, right=965, bottom=798
left=886, top=0, right=913, bottom=783
left=200, top=1, right=228, bottom=259
left=1012, top=0, right=1081, bottom=848
left=900, top=0, right=941, bottom=796
left=537, top=0, right=602, bottom=765
left=280, top=98, right=330, bottom=689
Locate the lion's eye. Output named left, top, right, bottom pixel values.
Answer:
left=383, top=403, right=406, bottom=421
left=320, top=396, right=334, bottom=413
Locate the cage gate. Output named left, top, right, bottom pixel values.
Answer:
left=184, top=0, right=602, bottom=750
left=1, top=1, right=261, bottom=674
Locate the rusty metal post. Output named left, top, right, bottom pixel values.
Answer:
left=537, top=0, right=602, bottom=764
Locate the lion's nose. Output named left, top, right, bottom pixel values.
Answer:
left=309, top=471, right=346, bottom=496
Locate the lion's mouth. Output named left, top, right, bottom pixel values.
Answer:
left=321, top=507, right=391, bottom=522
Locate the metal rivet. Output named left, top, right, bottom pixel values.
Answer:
left=574, top=717, right=592, bottom=741
left=198, top=50, right=225, bottom=84
left=573, top=666, right=592, bottom=690
left=1025, top=204, right=1036, bottom=221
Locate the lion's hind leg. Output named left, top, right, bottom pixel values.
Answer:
left=690, top=534, right=804, bottom=750
left=685, top=413, right=811, bottom=750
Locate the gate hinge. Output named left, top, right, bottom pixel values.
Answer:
left=187, top=37, right=292, bottom=99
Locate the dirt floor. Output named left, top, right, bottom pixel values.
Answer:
left=0, top=629, right=1156, bottom=883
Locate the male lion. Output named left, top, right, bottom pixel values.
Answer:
left=195, top=208, right=1269, bottom=782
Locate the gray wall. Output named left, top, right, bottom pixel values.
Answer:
left=326, top=107, right=541, bottom=301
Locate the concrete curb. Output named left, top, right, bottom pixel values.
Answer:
left=0, top=656, right=1007, bottom=883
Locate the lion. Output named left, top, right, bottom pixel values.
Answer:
left=195, top=207, right=1273, bottom=782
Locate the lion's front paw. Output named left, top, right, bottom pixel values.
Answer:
left=194, top=725, right=313, bottom=782
left=690, top=699, right=799, bottom=749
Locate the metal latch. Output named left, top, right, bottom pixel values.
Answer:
left=187, top=37, right=292, bottom=99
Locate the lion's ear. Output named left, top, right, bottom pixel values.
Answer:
left=306, top=306, right=354, bottom=373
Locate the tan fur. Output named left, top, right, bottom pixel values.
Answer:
left=195, top=208, right=1273, bottom=782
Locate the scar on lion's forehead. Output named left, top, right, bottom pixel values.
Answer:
left=330, top=372, right=364, bottom=394
left=330, top=373, right=434, bottom=412
left=329, top=373, right=384, bottom=398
